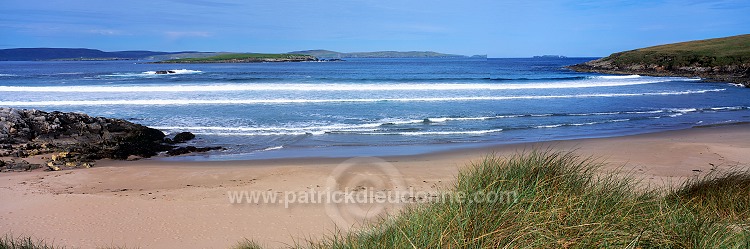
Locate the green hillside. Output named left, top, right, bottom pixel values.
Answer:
left=569, top=34, right=750, bottom=86
left=608, top=34, right=750, bottom=67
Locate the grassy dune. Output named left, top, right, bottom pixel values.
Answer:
left=302, top=151, right=750, bottom=248
left=5, top=151, right=750, bottom=248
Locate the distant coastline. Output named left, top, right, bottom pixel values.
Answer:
left=568, top=34, right=750, bottom=87
left=0, top=48, right=475, bottom=61
left=287, top=49, right=477, bottom=59
left=152, top=53, right=318, bottom=63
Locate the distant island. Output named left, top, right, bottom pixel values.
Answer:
left=288, top=49, right=468, bottom=58
left=153, top=53, right=317, bottom=63
left=568, top=34, right=750, bottom=87
left=533, top=55, right=568, bottom=59
left=0, top=48, right=473, bottom=61
left=0, top=48, right=201, bottom=61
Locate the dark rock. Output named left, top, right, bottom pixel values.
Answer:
left=155, top=70, right=176, bottom=74
left=1, top=108, right=222, bottom=168
left=0, top=108, right=175, bottom=162
left=2, top=159, right=40, bottom=172
left=167, top=146, right=222, bottom=156
left=108, top=126, right=172, bottom=160
left=172, top=132, right=196, bottom=143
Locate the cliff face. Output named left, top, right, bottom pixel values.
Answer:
left=568, top=34, right=750, bottom=87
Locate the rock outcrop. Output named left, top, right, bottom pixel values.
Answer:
left=568, top=57, right=750, bottom=87
left=1, top=108, right=220, bottom=171
left=171, top=132, right=196, bottom=143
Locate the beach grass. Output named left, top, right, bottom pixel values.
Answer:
left=302, top=150, right=750, bottom=248
left=0, top=234, right=141, bottom=249
left=232, top=239, right=263, bottom=249
left=0, top=234, right=57, bottom=249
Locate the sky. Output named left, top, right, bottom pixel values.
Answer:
left=1, top=0, right=749, bottom=57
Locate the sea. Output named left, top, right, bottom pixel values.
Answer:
left=1, top=58, right=748, bottom=160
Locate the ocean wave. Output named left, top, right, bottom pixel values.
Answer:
left=670, top=108, right=698, bottom=113
left=147, top=105, right=748, bottom=136
left=191, top=131, right=315, bottom=136
left=535, top=118, right=630, bottom=129
left=490, top=76, right=589, bottom=81
left=153, top=117, right=506, bottom=136
left=709, top=106, right=748, bottom=111
left=595, top=75, right=641, bottom=79
left=153, top=123, right=381, bottom=133
left=260, top=146, right=284, bottom=151
left=0, top=89, right=726, bottom=106
left=0, top=78, right=683, bottom=93
left=0, top=74, right=18, bottom=77
left=356, top=129, right=504, bottom=136
left=103, top=69, right=202, bottom=77
left=414, top=115, right=518, bottom=123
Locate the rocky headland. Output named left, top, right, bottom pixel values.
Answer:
left=568, top=34, right=750, bottom=87
left=0, top=108, right=219, bottom=172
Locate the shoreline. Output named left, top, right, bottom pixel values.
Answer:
left=1, top=123, right=749, bottom=248
left=135, top=121, right=747, bottom=163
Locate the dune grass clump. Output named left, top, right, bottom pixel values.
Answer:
left=305, top=150, right=750, bottom=248
left=669, top=169, right=750, bottom=223
left=232, top=238, right=264, bottom=249
left=0, top=234, right=57, bottom=249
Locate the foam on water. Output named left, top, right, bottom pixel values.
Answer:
left=261, top=146, right=284, bottom=151
left=103, top=69, right=202, bottom=77
left=536, top=118, right=631, bottom=129
left=595, top=75, right=642, bottom=79
left=0, top=76, right=694, bottom=92
left=359, top=129, right=504, bottom=136
left=146, top=106, right=749, bottom=137
left=0, top=89, right=727, bottom=106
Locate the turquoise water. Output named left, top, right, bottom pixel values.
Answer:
left=1, top=58, right=748, bottom=160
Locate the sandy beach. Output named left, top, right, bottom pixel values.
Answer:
left=1, top=124, right=748, bottom=248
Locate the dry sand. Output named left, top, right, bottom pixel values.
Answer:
left=1, top=124, right=748, bottom=248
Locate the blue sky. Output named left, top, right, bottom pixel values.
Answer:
left=1, top=0, right=748, bottom=57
